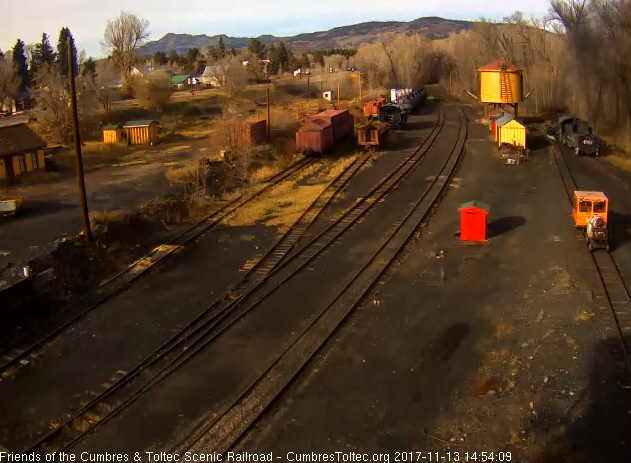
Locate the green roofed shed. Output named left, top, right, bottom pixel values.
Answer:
left=103, top=124, right=123, bottom=144
left=123, top=120, right=159, bottom=145
left=171, top=74, right=190, bottom=86
left=123, top=120, right=158, bottom=128
left=458, top=200, right=490, bottom=242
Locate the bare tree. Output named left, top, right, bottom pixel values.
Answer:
left=0, top=56, right=18, bottom=111
left=103, top=11, right=150, bottom=91
left=204, top=56, right=249, bottom=96
left=87, top=59, right=118, bottom=119
left=133, top=71, right=172, bottom=112
left=33, top=65, right=71, bottom=142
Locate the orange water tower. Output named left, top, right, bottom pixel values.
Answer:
left=478, top=58, right=524, bottom=118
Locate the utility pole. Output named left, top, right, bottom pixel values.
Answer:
left=307, top=73, right=310, bottom=99
left=266, top=87, right=271, bottom=142
left=337, top=79, right=340, bottom=108
left=68, top=37, right=93, bottom=242
left=359, top=72, right=362, bottom=102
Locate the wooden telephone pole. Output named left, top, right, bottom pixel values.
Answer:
left=266, top=88, right=271, bottom=142
left=68, top=37, right=93, bottom=242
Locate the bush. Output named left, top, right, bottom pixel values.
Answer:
left=133, top=72, right=172, bottom=112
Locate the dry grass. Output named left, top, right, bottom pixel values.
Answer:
left=89, top=208, right=129, bottom=226
left=223, top=155, right=354, bottom=233
left=166, top=165, right=200, bottom=185
left=326, top=155, right=358, bottom=179
left=603, top=154, right=631, bottom=172
left=250, top=165, right=282, bottom=184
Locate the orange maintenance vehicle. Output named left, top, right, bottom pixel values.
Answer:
left=572, top=190, right=609, bottom=252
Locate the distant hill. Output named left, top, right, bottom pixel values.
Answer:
left=139, top=17, right=472, bottom=55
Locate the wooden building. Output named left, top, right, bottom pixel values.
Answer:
left=496, top=115, right=526, bottom=148
left=478, top=58, right=524, bottom=118
left=102, top=124, right=123, bottom=144
left=0, top=123, right=47, bottom=184
left=123, top=120, right=159, bottom=146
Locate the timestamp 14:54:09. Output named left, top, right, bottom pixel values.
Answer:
left=394, top=452, right=512, bottom=462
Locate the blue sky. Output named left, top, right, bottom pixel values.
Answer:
left=1, top=0, right=551, bottom=58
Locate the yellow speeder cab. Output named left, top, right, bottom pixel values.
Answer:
left=573, top=190, right=608, bottom=227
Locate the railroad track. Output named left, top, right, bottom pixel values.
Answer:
left=177, top=105, right=468, bottom=454
left=19, top=153, right=368, bottom=453
left=20, top=104, right=448, bottom=454
left=552, top=143, right=631, bottom=373
left=0, top=157, right=315, bottom=378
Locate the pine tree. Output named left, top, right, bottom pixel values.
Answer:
left=167, top=50, right=179, bottom=64
left=55, top=27, right=78, bottom=77
left=248, top=39, right=266, bottom=59
left=12, top=39, right=30, bottom=91
left=216, top=37, right=226, bottom=59
left=82, top=57, right=96, bottom=78
left=154, top=51, right=168, bottom=66
left=31, top=33, right=57, bottom=78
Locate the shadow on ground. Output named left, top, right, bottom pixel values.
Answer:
left=534, top=336, right=631, bottom=463
left=608, top=210, right=631, bottom=251
left=0, top=200, right=76, bottom=224
left=487, top=216, right=526, bottom=238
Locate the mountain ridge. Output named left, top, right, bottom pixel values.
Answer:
left=139, top=16, right=473, bottom=55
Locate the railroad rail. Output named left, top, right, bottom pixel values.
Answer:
left=0, top=157, right=315, bottom=378
left=20, top=104, right=448, bottom=454
left=552, top=143, right=631, bottom=373
left=177, top=105, right=468, bottom=454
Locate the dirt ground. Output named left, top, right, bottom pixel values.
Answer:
left=236, top=103, right=631, bottom=462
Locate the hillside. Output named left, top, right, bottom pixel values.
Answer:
left=140, top=16, right=472, bottom=55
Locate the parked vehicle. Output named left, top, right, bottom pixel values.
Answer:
left=556, top=115, right=599, bottom=156
left=572, top=190, right=609, bottom=252
left=0, top=196, right=24, bottom=217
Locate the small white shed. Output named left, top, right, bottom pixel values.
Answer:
left=323, top=90, right=336, bottom=102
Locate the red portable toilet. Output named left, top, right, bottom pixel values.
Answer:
left=458, top=200, right=490, bottom=242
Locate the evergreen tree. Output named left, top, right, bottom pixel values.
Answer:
left=82, top=57, right=96, bottom=78
left=55, top=27, right=78, bottom=77
left=167, top=50, right=179, bottom=64
left=187, top=48, right=199, bottom=64
left=248, top=38, right=266, bottom=59
left=31, top=33, right=57, bottom=78
left=12, top=39, right=30, bottom=91
left=313, top=50, right=325, bottom=67
left=230, top=47, right=237, bottom=57
left=300, top=53, right=310, bottom=70
left=216, top=37, right=226, bottom=59
left=154, top=51, right=168, bottom=66
left=268, top=44, right=278, bottom=74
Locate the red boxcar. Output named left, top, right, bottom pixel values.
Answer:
left=296, top=118, right=335, bottom=154
left=296, top=109, right=354, bottom=155
left=316, top=109, right=354, bottom=142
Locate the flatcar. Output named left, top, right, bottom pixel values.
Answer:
left=356, top=122, right=390, bottom=150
